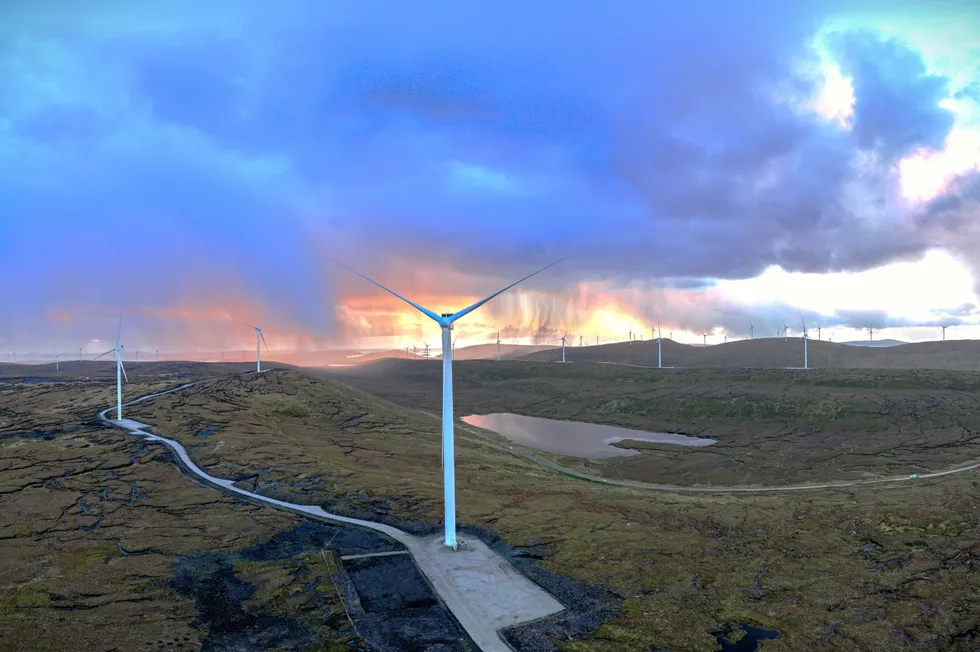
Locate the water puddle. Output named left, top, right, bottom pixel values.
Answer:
left=714, top=623, right=781, bottom=651
left=461, top=413, right=715, bottom=459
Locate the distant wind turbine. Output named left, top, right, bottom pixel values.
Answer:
left=559, top=332, right=568, bottom=363
left=496, top=330, right=501, bottom=361
left=94, top=314, right=128, bottom=420
left=78, top=347, right=82, bottom=361
left=412, top=344, right=418, bottom=358
left=424, top=343, right=430, bottom=358
left=701, top=331, right=707, bottom=347
left=136, top=350, right=140, bottom=365
left=657, top=323, right=662, bottom=369
left=629, top=329, right=633, bottom=345
left=333, top=255, right=566, bottom=550
left=724, top=334, right=728, bottom=344
left=246, top=315, right=270, bottom=372
left=452, top=335, right=457, bottom=357
left=55, top=353, right=59, bottom=371
left=749, top=323, right=754, bottom=340
left=941, top=325, right=947, bottom=342
left=816, top=323, right=822, bottom=341
left=783, top=322, right=788, bottom=342
left=868, top=326, right=876, bottom=344
left=579, top=334, right=583, bottom=347
left=802, top=318, right=809, bottom=370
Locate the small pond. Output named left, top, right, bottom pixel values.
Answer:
left=461, top=413, right=716, bottom=459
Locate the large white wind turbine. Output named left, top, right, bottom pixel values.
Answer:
left=559, top=332, right=568, bottom=363
left=246, top=315, right=270, bottom=373
left=95, top=314, right=128, bottom=420
left=334, top=256, right=566, bottom=550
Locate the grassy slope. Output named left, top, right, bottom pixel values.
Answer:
left=517, top=337, right=980, bottom=370
left=129, top=368, right=980, bottom=651
left=329, top=360, right=980, bottom=487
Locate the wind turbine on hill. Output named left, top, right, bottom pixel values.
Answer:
left=156, top=350, right=160, bottom=362
left=749, top=323, right=754, bottom=340
left=136, top=350, right=140, bottom=365
left=559, top=332, right=568, bottom=363
left=412, top=344, right=418, bottom=357
left=94, top=314, right=128, bottom=420
left=802, top=318, right=809, bottom=370
left=246, top=315, right=270, bottom=372
left=816, top=323, right=822, bottom=340
left=941, top=325, right=948, bottom=342
left=783, top=322, right=788, bottom=342
left=452, top=335, right=457, bottom=357
left=78, top=347, right=82, bottom=361
left=55, top=353, right=59, bottom=371
left=868, top=326, right=876, bottom=344
left=657, top=323, right=663, bottom=369
left=333, top=256, right=566, bottom=550
left=701, top=331, right=708, bottom=347
left=496, top=330, right=501, bottom=361
left=629, top=329, right=633, bottom=345
left=424, top=343, right=430, bottom=358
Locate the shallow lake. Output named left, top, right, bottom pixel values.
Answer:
left=461, top=413, right=716, bottom=459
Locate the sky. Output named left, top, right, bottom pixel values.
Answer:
left=2, top=0, right=980, bottom=358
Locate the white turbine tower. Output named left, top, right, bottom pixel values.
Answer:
left=749, top=323, right=754, bottom=340
left=246, top=315, right=270, bottom=373
left=559, top=332, right=568, bottom=363
left=816, top=323, right=822, bottom=341
left=701, top=331, right=708, bottom=347
left=334, top=256, right=566, bottom=550
left=868, top=326, right=876, bottom=344
left=55, top=353, right=59, bottom=371
left=95, top=315, right=128, bottom=420
left=783, top=321, right=789, bottom=342
left=802, top=318, right=809, bottom=370
left=657, top=322, right=663, bottom=369
left=941, top=324, right=947, bottom=342
left=496, top=330, right=501, bottom=361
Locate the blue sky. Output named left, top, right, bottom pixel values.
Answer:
left=2, top=0, right=979, bottom=355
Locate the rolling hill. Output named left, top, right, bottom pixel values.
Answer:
left=515, top=337, right=980, bottom=370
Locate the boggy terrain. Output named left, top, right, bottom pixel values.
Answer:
left=0, top=371, right=481, bottom=652
left=129, top=367, right=980, bottom=650
left=330, top=360, right=980, bottom=487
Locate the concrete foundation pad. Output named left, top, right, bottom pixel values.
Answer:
left=405, top=535, right=565, bottom=650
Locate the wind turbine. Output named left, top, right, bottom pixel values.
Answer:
left=452, top=335, right=458, bottom=357
left=136, top=350, right=140, bottom=365
left=156, top=349, right=160, bottom=362
left=334, top=256, right=566, bottom=550
left=412, top=344, right=418, bottom=357
left=94, top=314, right=128, bottom=420
left=816, top=323, right=822, bottom=341
left=55, top=353, right=59, bottom=371
left=802, top=318, right=809, bottom=370
left=496, top=330, right=501, bottom=361
left=559, top=332, right=568, bottom=363
left=941, top=325, right=947, bottom=342
left=701, top=331, right=708, bottom=347
left=246, top=315, right=270, bottom=373
left=868, top=326, right=875, bottom=344
left=78, top=347, right=82, bottom=361
left=629, top=329, right=633, bottom=345
left=783, top=322, right=788, bottom=342
left=749, top=323, right=754, bottom=340
left=579, top=334, right=583, bottom=347
left=724, top=334, right=728, bottom=344
left=657, top=323, right=662, bottom=369
left=424, top=343, right=430, bottom=358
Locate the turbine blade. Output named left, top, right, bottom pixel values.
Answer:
left=260, top=331, right=269, bottom=351
left=450, top=256, right=569, bottom=323
left=116, top=350, right=129, bottom=382
left=260, top=313, right=269, bottom=329
left=116, top=312, right=123, bottom=348
left=93, top=349, right=114, bottom=361
left=332, top=260, right=442, bottom=322
left=245, top=323, right=257, bottom=329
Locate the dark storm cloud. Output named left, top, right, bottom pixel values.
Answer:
left=1, top=0, right=977, bottom=346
